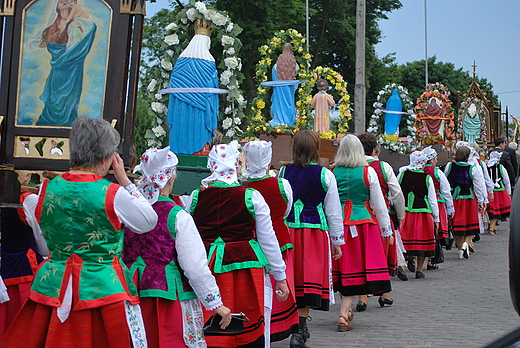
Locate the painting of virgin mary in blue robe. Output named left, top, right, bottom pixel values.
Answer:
left=17, top=0, right=110, bottom=127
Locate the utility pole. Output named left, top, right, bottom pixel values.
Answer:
left=354, top=0, right=366, bottom=133
left=424, top=0, right=428, bottom=88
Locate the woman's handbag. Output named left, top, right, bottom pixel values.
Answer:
left=431, top=227, right=445, bottom=264
left=444, top=218, right=455, bottom=250
left=203, top=312, right=250, bottom=333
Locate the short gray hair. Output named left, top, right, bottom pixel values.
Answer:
left=334, top=134, right=368, bottom=168
left=69, top=116, right=120, bottom=167
left=509, top=142, right=518, bottom=150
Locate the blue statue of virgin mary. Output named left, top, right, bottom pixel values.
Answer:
left=166, top=19, right=219, bottom=155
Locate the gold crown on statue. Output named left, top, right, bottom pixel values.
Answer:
left=194, top=19, right=213, bottom=36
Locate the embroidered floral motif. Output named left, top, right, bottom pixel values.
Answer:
left=185, top=309, right=193, bottom=324
left=205, top=293, right=216, bottom=303
left=125, top=302, right=147, bottom=348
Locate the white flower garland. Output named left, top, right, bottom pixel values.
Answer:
left=367, top=83, right=417, bottom=154
left=145, top=0, right=246, bottom=148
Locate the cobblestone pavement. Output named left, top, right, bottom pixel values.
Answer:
left=272, top=220, right=520, bottom=347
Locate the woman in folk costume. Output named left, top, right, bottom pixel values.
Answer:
left=422, top=146, right=455, bottom=268
left=122, top=147, right=231, bottom=348
left=444, top=145, right=487, bottom=259
left=0, top=192, right=48, bottom=340
left=242, top=141, right=299, bottom=343
left=186, top=141, right=289, bottom=348
left=486, top=151, right=512, bottom=234
left=468, top=142, right=494, bottom=239
left=355, top=133, right=405, bottom=312
left=279, top=130, right=344, bottom=348
left=0, top=117, right=158, bottom=348
left=397, top=151, right=439, bottom=279
left=332, top=134, right=393, bottom=331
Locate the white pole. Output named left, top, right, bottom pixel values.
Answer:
left=424, top=0, right=428, bottom=88
left=306, top=0, right=310, bottom=51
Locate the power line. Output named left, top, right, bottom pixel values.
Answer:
left=495, top=90, right=520, bottom=95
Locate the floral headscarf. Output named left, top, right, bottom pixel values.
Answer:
left=136, top=147, right=178, bottom=204
left=201, top=141, right=240, bottom=187
left=242, top=141, right=272, bottom=179
left=422, top=146, right=437, bottom=161
left=456, top=140, right=469, bottom=149
left=408, top=151, right=427, bottom=170
left=488, top=151, right=502, bottom=167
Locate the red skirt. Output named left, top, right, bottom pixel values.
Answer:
left=452, top=198, right=480, bottom=236
left=0, top=299, right=132, bottom=348
left=401, top=212, right=435, bottom=257
left=204, top=268, right=265, bottom=348
left=0, top=282, right=31, bottom=341
left=487, top=190, right=512, bottom=219
left=332, top=224, right=391, bottom=296
left=291, top=227, right=331, bottom=311
left=139, top=297, right=185, bottom=348
left=270, top=249, right=298, bottom=342
left=438, top=202, right=449, bottom=239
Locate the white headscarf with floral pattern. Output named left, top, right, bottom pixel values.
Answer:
left=242, top=140, right=272, bottom=179
left=202, top=141, right=240, bottom=187
left=408, top=151, right=427, bottom=170
left=456, top=140, right=469, bottom=149
left=136, top=146, right=178, bottom=204
left=422, top=146, right=437, bottom=161
left=488, top=151, right=503, bottom=167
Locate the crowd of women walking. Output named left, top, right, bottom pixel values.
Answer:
left=0, top=117, right=514, bottom=348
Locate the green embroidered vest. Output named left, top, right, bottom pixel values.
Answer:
left=334, top=166, right=376, bottom=225
left=30, top=174, right=138, bottom=310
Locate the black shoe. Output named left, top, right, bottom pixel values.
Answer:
left=397, top=267, right=408, bottom=281
left=415, top=271, right=425, bottom=279
left=356, top=301, right=367, bottom=312
left=299, top=316, right=310, bottom=341
left=290, top=331, right=309, bottom=348
left=427, top=263, right=439, bottom=270
left=407, top=256, right=415, bottom=273
left=378, top=296, right=394, bottom=307
left=473, top=233, right=480, bottom=242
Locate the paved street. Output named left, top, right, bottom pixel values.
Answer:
left=272, top=220, right=520, bottom=347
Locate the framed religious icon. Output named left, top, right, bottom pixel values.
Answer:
left=0, top=0, right=146, bottom=171
left=17, top=0, right=111, bottom=128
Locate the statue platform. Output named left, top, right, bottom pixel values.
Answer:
left=170, top=136, right=455, bottom=196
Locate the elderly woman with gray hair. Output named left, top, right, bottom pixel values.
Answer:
left=1, top=116, right=158, bottom=348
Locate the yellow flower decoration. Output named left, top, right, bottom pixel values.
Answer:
left=245, top=28, right=313, bottom=139
left=301, top=66, right=352, bottom=135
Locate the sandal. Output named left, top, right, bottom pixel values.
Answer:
left=348, top=308, right=354, bottom=321
left=337, top=315, right=354, bottom=332
left=488, top=229, right=496, bottom=235
left=427, top=263, right=439, bottom=270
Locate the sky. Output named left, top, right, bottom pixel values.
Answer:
left=146, top=0, right=520, bottom=118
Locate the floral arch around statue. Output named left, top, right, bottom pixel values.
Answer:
left=144, top=0, right=246, bottom=148
left=306, top=66, right=352, bottom=139
left=245, top=29, right=311, bottom=139
left=244, top=30, right=352, bottom=140
left=457, top=97, right=488, bottom=153
left=414, top=82, right=456, bottom=150
left=367, top=83, right=417, bottom=154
